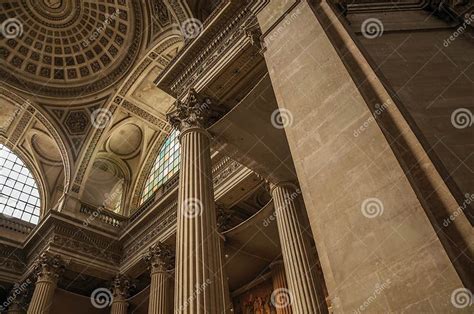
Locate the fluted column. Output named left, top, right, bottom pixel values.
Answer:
left=144, top=242, right=174, bottom=314
left=167, top=89, right=225, bottom=313
left=270, top=260, right=292, bottom=314
left=110, top=275, right=131, bottom=314
left=27, top=254, right=64, bottom=314
left=271, top=183, right=326, bottom=314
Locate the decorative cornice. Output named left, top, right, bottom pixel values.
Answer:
left=155, top=1, right=250, bottom=96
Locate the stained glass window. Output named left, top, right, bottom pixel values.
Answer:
left=0, top=144, right=41, bottom=224
left=140, top=130, right=180, bottom=204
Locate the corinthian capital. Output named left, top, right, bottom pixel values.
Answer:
left=144, top=242, right=175, bottom=273
left=167, top=89, right=224, bottom=132
left=111, top=274, right=132, bottom=300
left=33, top=253, right=65, bottom=283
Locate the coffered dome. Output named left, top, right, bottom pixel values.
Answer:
left=1, top=0, right=145, bottom=98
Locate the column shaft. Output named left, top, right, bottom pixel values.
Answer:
left=110, top=300, right=128, bottom=314
left=27, top=254, right=64, bottom=314
left=174, top=128, right=224, bottom=313
left=272, top=184, right=326, bottom=314
left=28, top=281, right=56, bottom=314
left=271, top=261, right=292, bottom=314
left=148, top=270, right=172, bottom=313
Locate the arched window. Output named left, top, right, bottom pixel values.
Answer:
left=140, top=130, right=180, bottom=204
left=0, top=144, right=41, bottom=224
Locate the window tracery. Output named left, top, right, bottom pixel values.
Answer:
left=0, top=144, right=41, bottom=224
left=140, top=130, right=180, bottom=204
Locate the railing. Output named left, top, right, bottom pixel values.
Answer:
left=0, top=214, right=34, bottom=235
left=79, top=203, right=125, bottom=228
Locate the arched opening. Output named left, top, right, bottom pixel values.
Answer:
left=0, top=144, right=41, bottom=224
left=82, top=159, right=126, bottom=214
left=140, top=129, right=180, bottom=205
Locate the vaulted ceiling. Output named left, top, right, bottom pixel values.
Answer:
left=2, top=0, right=145, bottom=99
left=0, top=0, right=215, bottom=215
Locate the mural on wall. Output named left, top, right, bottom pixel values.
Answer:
left=233, top=280, right=277, bottom=314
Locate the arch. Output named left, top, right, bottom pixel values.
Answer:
left=0, top=144, right=41, bottom=224
left=0, top=86, right=72, bottom=195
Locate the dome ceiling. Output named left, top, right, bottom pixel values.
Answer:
left=1, top=0, right=145, bottom=98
